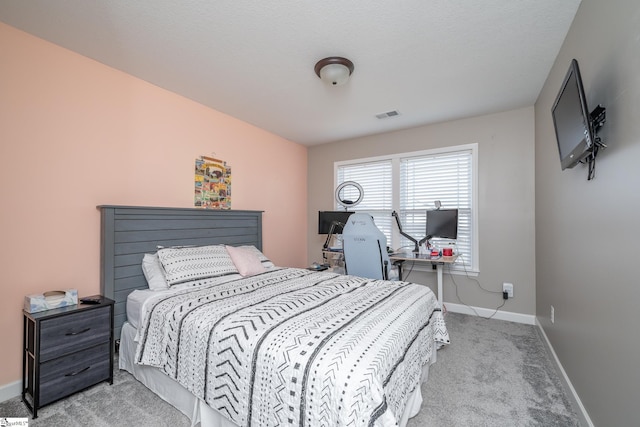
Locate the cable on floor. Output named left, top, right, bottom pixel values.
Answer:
left=447, top=258, right=506, bottom=320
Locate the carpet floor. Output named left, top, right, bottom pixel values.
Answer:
left=407, top=312, right=580, bottom=426
left=1, top=312, right=581, bottom=426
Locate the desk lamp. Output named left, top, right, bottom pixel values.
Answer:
left=323, top=181, right=364, bottom=250
left=392, top=211, right=425, bottom=254
left=323, top=221, right=344, bottom=250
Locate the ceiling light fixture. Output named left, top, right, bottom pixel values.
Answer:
left=314, top=57, right=354, bottom=86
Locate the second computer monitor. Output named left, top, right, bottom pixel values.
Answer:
left=318, top=211, right=355, bottom=234
left=426, top=208, right=458, bottom=239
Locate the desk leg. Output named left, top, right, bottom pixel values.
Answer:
left=436, top=264, right=443, bottom=307
left=394, top=261, right=404, bottom=281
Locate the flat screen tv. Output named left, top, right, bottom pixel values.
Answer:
left=318, top=211, right=354, bottom=234
left=426, top=209, right=458, bottom=240
left=551, top=59, right=595, bottom=170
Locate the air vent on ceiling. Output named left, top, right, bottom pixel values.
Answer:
left=375, top=110, right=400, bottom=119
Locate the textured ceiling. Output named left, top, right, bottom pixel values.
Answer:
left=0, top=0, right=581, bottom=146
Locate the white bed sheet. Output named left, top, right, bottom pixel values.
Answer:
left=126, top=289, right=158, bottom=329
left=127, top=275, right=244, bottom=329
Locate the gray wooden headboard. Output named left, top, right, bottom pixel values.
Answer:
left=98, top=205, right=263, bottom=342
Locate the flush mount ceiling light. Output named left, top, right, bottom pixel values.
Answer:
left=314, top=57, right=355, bottom=86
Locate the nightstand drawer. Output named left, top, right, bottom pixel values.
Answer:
left=39, top=306, right=110, bottom=362
left=39, top=342, right=110, bottom=406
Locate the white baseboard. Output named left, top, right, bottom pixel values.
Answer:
left=535, top=318, right=594, bottom=427
left=0, top=380, right=21, bottom=403
left=444, top=302, right=536, bottom=325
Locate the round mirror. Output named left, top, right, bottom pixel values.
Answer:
left=335, top=181, right=364, bottom=209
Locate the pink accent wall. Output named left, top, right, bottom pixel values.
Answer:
left=0, top=23, right=308, bottom=386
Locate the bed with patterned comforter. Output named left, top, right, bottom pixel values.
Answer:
left=135, top=267, right=449, bottom=427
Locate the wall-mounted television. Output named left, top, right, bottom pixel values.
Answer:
left=551, top=59, right=595, bottom=170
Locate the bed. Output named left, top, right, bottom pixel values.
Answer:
left=99, top=205, right=449, bottom=427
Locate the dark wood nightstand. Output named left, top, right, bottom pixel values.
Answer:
left=22, top=295, right=114, bottom=418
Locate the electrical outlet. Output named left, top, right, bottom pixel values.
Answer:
left=551, top=305, right=555, bottom=324
left=502, top=282, right=514, bottom=298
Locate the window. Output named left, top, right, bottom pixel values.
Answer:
left=336, top=160, right=393, bottom=239
left=335, top=143, right=478, bottom=272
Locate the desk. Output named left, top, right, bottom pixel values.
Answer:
left=389, top=252, right=458, bottom=306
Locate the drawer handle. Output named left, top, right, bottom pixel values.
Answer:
left=65, top=366, right=91, bottom=377
left=65, top=327, right=91, bottom=336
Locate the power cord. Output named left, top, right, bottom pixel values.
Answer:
left=587, top=144, right=598, bottom=181
left=393, top=245, right=418, bottom=281
left=401, top=261, right=416, bottom=281
left=447, top=257, right=506, bottom=320
left=456, top=255, right=503, bottom=296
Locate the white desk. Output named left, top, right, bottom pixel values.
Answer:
left=389, top=252, right=458, bottom=306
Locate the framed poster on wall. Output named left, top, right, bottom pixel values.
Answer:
left=195, top=156, right=231, bottom=209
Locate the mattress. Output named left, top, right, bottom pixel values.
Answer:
left=126, top=289, right=158, bottom=330
left=129, top=267, right=449, bottom=426
left=126, top=276, right=237, bottom=329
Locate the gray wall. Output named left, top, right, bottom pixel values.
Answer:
left=535, top=0, right=640, bottom=425
left=308, top=107, right=536, bottom=315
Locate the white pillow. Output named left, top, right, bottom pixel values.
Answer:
left=226, top=245, right=266, bottom=277
left=141, top=253, right=169, bottom=291
left=157, top=245, right=239, bottom=285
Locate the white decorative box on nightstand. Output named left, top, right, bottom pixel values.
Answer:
left=24, top=289, right=78, bottom=314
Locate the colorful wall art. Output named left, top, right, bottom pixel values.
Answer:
left=195, top=156, right=231, bottom=209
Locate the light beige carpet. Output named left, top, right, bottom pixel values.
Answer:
left=407, top=312, right=580, bottom=426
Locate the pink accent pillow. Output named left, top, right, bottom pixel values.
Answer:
left=226, top=245, right=266, bottom=277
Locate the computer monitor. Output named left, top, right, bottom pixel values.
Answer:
left=426, top=209, right=458, bottom=239
left=318, top=211, right=354, bottom=234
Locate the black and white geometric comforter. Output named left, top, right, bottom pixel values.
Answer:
left=135, top=268, right=449, bottom=427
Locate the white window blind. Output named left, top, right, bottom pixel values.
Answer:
left=336, top=144, right=477, bottom=272
left=336, top=160, right=393, bottom=240
left=399, top=150, right=473, bottom=269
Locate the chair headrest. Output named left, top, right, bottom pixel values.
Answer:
left=343, top=213, right=379, bottom=234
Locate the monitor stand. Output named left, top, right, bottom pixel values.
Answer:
left=392, top=211, right=428, bottom=254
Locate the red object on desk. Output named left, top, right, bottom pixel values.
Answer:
left=442, top=248, right=453, bottom=256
